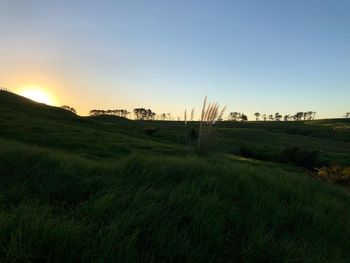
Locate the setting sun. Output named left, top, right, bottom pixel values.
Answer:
left=18, top=87, right=55, bottom=105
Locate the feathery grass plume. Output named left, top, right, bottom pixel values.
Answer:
left=198, top=96, right=226, bottom=154
left=190, top=108, right=195, bottom=121
left=184, top=109, right=188, bottom=145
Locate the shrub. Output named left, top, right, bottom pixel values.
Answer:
left=315, top=166, right=350, bottom=185
left=189, top=128, right=198, bottom=141
left=285, top=128, right=312, bottom=136
left=280, top=146, right=321, bottom=170
left=237, top=145, right=323, bottom=170
left=143, top=127, right=159, bottom=136
left=237, top=143, right=275, bottom=162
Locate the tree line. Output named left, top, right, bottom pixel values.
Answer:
left=250, top=111, right=316, bottom=121
left=74, top=107, right=349, bottom=122
left=228, top=112, right=248, bottom=121
left=89, top=109, right=130, bottom=118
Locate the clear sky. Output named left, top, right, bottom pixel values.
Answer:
left=0, top=0, right=349, bottom=119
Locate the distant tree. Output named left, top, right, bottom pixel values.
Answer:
left=89, top=110, right=98, bottom=116
left=116, top=109, right=129, bottom=118
left=307, top=111, right=316, bottom=120
left=133, top=108, right=143, bottom=120
left=160, top=113, right=167, bottom=120
left=241, top=113, right=248, bottom=121
left=228, top=112, right=239, bottom=121
left=284, top=115, right=290, bottom=121
left=61, top=105, right=77, bottom=114
left=346, top=112, right=350, bottom=119
left=133, top=108, right=156, bottom=120
left=261, top=114, right=267, bottom=121
left=89, top=109, right=129, bottom=118
left=254, top=112, right=260, bottom=121
left=275, top=112, right=282, bottom=121
left=295, top=112, right=303, bottom=121
left=0, top=87, right=12, bottom=93
left=268, top=114, right=274, bottom=121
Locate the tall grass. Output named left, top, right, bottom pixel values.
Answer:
left=1, top=138, right=350, bottom=262
left=2, top=91, right=350, bottom=261
left=184, top=108, right=196, bottom=145
left=198, top=96, right=226, bottom=154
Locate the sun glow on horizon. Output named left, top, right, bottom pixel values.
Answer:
left=18, top=87, right=56, bottom=106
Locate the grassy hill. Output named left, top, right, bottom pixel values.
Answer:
left=1, top=90, right=350, bottom=262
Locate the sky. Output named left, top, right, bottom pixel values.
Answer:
left=0, top=0, right=349, bottom=119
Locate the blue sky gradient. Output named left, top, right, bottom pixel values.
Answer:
left=1, top=0, right=349, bottom=118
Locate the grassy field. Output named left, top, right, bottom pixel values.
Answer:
left=1, top=90, right=350, bottom=262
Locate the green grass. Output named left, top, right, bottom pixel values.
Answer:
left=1, top=90, right=350, bottom=262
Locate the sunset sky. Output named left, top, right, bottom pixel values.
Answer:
left=1, top=0, right=349, bottom=119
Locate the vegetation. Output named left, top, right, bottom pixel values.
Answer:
left=246, top=111, right=316, bottom=122
left=315, top=165, right=350, bottom=185
left=133, top=108, right=156, bottom=120
left=1, top=90, right=350, bottom=262
left=61, top=105, right=77, bottom=114
left=89, top=109, right=130, bottom=118
left=197, top=97, right=226, bottom=154
left=143, top=126, right=159, bottom=136
left=228, top=112, right=248, bottom=121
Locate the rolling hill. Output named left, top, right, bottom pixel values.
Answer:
left=1, top=90, right=350, bottom=262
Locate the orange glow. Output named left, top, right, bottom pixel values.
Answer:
left=17, top=86, right=56, bottom=106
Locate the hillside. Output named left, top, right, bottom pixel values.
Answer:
left=1, top=90, right=350, bottom=262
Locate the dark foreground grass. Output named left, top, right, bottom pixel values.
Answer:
left=1, top=91, right=350, bottom=262
left=1, top=139, right=350, bottom=262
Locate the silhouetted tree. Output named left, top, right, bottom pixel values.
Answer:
left=284, top=115, right=290, bottom=121
left=254, top=112, right=260, bottom=121
left=309, top=111, right=316, bottom=120
left=268, top=114, right=274, bottom=121
left=61, top=105, right=77, bottom=114
left=133, top=108, right=156, bottom=120
left=241, top=113, right=248, bottom=121
left=295, top=112, right=303, bottom=121
left=261, top=114, right=267, bottom=121
left=302, top=112, right=306, bottom=121
left=89, top=109, right=129, bottom=118
left=0, top=87, right=11, bottom=93
left=346, top=112, right=350, bottom=119
left=229, top=112, right=239, bottom=121
left=275, top=112, right=282, bottom=121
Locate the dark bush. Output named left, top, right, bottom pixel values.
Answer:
left=189, top=128, right=198, bottom=141
left=280, top=146, right=321, bottom=170
left=237, top=144, right=323, bottom=170
left=238, top=145, right=256, bottom=158
left=285, top=128, right=312, bottom=136
left=237, top=144, right=274, bottom=161
left=143, top=127, right=159, bottom=136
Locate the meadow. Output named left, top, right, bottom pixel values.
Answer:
left=1, top=90, right=350, bottom=262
